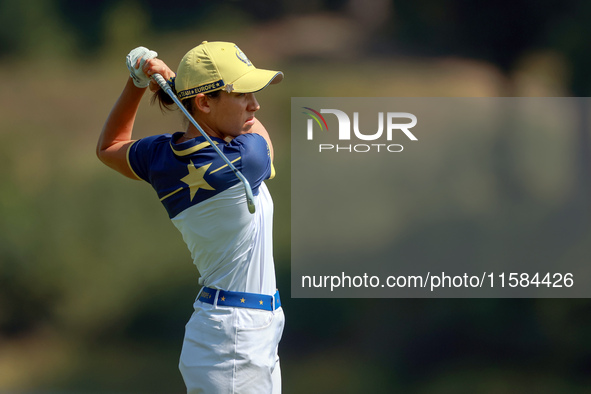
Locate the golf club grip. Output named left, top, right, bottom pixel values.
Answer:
left=151, top=73, right=256, bottom=214
left=152, top=73, right=171, bottom=93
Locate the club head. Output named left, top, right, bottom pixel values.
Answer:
left=245, top=185, right=256, bottom=214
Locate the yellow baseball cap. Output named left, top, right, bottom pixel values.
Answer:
left=175, top=41, right=283, bottom=99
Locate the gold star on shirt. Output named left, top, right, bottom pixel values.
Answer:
left=180, top=161, right=215, bottom=201
left=259, top=300, right=263, bottom=305
left=221, top=296, right=226, bottom=302
left=240, top=298, right=246, bottom=303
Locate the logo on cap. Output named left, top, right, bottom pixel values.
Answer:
left=235, top=45, right=252, bottom=66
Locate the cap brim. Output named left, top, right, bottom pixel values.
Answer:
left=231, top=69, right=284, bottom=93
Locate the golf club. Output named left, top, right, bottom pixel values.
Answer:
left=152, top=73, right=256, bottom=214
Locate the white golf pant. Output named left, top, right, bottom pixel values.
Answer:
left=179, top=300, right=285, bottom=393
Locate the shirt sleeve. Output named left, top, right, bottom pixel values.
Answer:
left=230, top=133, right=273, bottom=190
left=127, top=134, right=170, bottom=183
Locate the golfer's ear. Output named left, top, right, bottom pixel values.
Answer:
left=194, top=94, right=210, bottom=113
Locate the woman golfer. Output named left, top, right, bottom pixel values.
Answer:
left=97, top=41, right=285, bottom=393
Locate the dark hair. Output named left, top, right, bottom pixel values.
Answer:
left=152, top=85, right=221, bottom=115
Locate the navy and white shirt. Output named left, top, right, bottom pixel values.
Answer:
left=127, top=132, right=277, bottom=295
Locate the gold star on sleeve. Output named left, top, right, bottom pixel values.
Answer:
left=259, top=300, right=263, bottom=305
left=240, top=298, right=246, bottom=303
left=180, top=161, right=215, bottom=201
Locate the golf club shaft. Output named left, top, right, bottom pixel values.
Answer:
left=152, top=73, right=256, bottom=214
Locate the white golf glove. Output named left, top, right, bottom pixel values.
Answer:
left=126, top=46, right=158, bottom=88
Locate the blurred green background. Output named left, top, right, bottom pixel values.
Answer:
left=2, top=0, right=591, bottom=392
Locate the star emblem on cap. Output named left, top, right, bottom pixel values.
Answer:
left=225, top=84, right=234, bottom=93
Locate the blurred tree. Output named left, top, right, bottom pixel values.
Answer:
left=389, top=0, right=591, bottom=214
left=0, top=0, right=75, bottom=60
left=548, top=2, right=591, bottom=211
left=389, top=0, right=561, bottom=205
left=101, top=0, right=150, bottom=57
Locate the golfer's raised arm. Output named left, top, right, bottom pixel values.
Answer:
left=97, top=53, right=175, bottom=179
left=96, top=77, right=145, bottom=179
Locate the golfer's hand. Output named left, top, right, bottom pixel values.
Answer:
left=141, top=58, right=176, bottom=93
left=126, top=46, right=158, bottom=88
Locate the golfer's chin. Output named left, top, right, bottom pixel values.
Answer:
left=241, top=123, right=255, bottom=133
